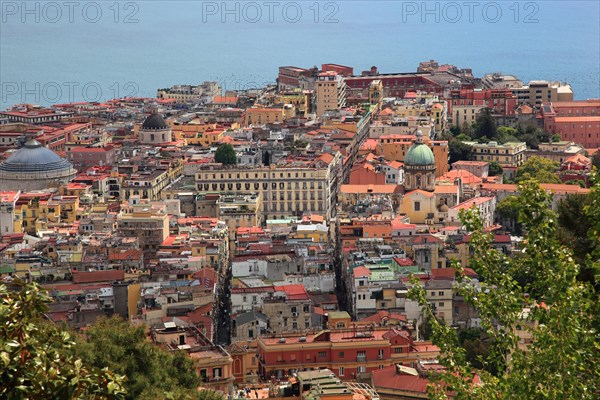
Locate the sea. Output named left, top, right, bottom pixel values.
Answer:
left=1, top=0, right=599, bottom=109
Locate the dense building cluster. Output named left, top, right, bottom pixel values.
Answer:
left=1, top=60, right=598, bottom=397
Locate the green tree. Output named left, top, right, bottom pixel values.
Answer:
left=449, top=125, right=461, bottom=137
left=566, top=179, right=587, bottom=188
left=495, top=195, right=522, bottom=235
left=455, top=133, right=471, bottom=142
left=488, top=161, right=503, bottom=177
left=557, top=194, right=596, bottom=287
left=516, top=125, right=547, bottom=150
left=214, top=144, right=237, bottom=165
left=515, top=156, right=560, bottom=184
left=294, top=140, right=308, bottom=149
left=461, top=122, right=473, bottom=139
left=457, top=328, right=492, bottom=372
left=583, top=172, right=600, bottom=291
left=197, top=390, right=226, bottom=400
left=591, top=152, right=600, bottom=171
left=408, top=181, right=600, bottom=399
left=448, top=138, right=473, bottom=164
left=0, top=280, right=126, bottom=399
left=473, top=108, right=496, bottom=140
left=71, top=316, right=201, bottom=400
left=496, top=126, right=519, bottom=144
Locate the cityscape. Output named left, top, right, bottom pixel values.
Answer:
left=1, top=2, right=599, bottom=400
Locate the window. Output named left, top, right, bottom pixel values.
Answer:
left=414, top=201, right=420, bottom=211
left=318, top=351, right=327, bottom=358
left=357, top=366, right=366, bottom=373
left=339, top=367, right=345, bottom=376
left=438, top=291, right=444, bottom=296
left=339, top=351, right=345, bottom=358
left=438, top=302, right=445, bottom=307
left=394, top=347, right=403, bottom=353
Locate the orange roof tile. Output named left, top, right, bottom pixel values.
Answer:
left=274, top=284, right=309, bottom=301
left=353, top=266, right=371, bottom=278
left=451, top=196, right=494, bottom=211
left=72, top=270, right=124, bottom=284
left=554, top=116, right=600, bottom=122
left=340, top=184, right=399, bottom=194
left=213, top=96, right=238, bottom=104
left=405, top=189, right=434, bottom=198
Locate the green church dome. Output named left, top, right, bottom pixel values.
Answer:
left=405, top=131, right=435, bottom=166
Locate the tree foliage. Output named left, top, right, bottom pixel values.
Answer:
left=409, top=180, right=600, bottom=399
left=516, top=124, right=549, bottom=150
left=448, top=138, right=473, bottom=164
left=449, top=125, right=461, bottom=137
left=495, top=126, right=519, bottom=144
left=418, top=316, right=443, bottom=341
left=515, top=156, right=560, bottom=184
left=197, top=390, right=226, bottom=400
left=495, top=195, right=522, bottom=235
left=0, top=280, right=126, bottom=400
left=557, top=193, right=599, bottom=289
left=488, top=161, right=503, bottom=177
left=70, top=316, right=201, bottom=400
left=473, top=109, right=497, bottom=140
left=591, top=152, right=600, bottom=171
left=214, top=144, right=237, bottom=165
left=457, top=328, right=492, bottom=372
left=581, top=172, right=600, bottom=290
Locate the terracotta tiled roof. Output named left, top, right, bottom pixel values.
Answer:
left=274, top=284, right=309, bottom=301
left=72, top=270, right=124, bottom=284
left=431, top=267, right=478, bottom=280
left=108, top=249, right=142, bottom=261
left=359, top=310, right=407, bottom=324
left=352, top=266, right=371, bottom=278
left=371, top=365, right=429, bottom=392
left=405, top=189, right=434, bottom=198
left=340, top=184, right=399, bottom=194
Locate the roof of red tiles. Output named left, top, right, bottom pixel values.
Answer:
left=353, top=266, right=371, bottom=278
left=108, top=249, right=142, bottom=261
left=372, top=364, right=429, bottom=392
left=274, top=284, right=309, bottom=301
left=430, top=267, right=478, bottom=280
left=72, top=270, right=124, bottom=284
left=359, top=310, right=407, bottom=324
left=340, top=184, right=401, bottom=194
left=393, top=257, right=414, bottom=267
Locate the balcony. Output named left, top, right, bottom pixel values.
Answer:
left=356, top=355, right=366, bottom=362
